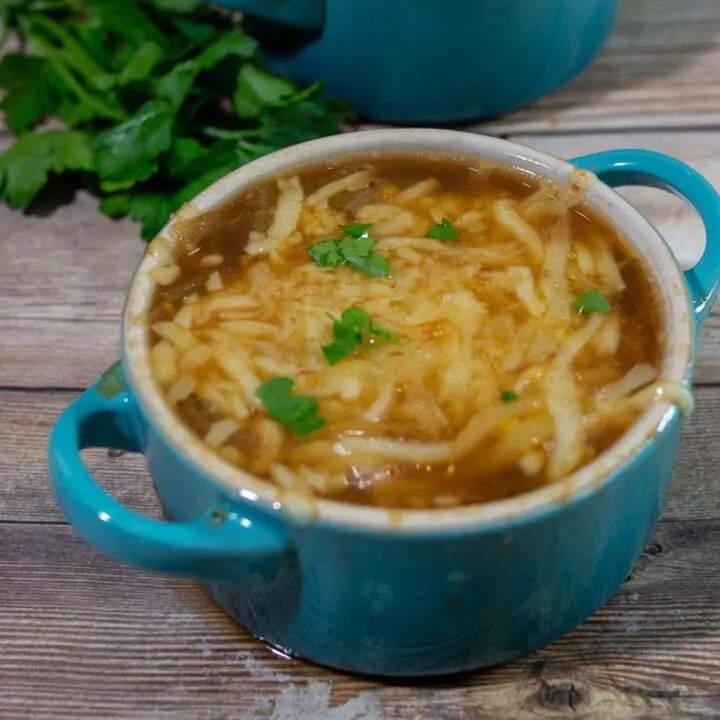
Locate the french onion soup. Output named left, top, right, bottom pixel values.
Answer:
left=146, top=154, right=684, bottom=509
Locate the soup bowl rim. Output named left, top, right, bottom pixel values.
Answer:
left=122, top=128, right=694, bottom=532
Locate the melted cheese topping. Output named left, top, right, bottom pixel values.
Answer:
left=147, top=158, right=677, bottom=509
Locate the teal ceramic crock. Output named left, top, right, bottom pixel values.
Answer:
left=48, top=131, right=720, bottom=677
left=212, top=0, right=618, bottom=123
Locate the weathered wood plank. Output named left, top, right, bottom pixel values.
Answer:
left=2, top=385, right=717, bottom=526
left=0, top=390, right=158, bottom=523
left=0, top=1, right=718, bottom=716
left=0, top=318, right=118, bottom=389
left=1, top=520, right=720, bottom=719
left=478, top=0, right=720, bottom=134
left=0, top=193, right=142, bottom=322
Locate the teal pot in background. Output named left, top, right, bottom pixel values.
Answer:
left=48, top=131, right=720, bottom=676
left=213, top=0, right=618, bottom=123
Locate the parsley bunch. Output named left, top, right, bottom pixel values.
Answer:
left=0, top=0, right=353, bottom=239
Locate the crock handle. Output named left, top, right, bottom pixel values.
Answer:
left=48, top=362, right=289, bottom=584
left=570, top=149, right=720, bottom=326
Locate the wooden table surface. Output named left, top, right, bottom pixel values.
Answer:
left=3, top=2, right=720, bottom=718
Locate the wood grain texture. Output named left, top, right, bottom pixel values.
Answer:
left=2, top=520, right=720, bottom=719
left=1, top=5, right=720, bottom=709
left=3, top=386, right=718, bottom=526
left=0, top=317, right=118, bottom=389
left=478, top=0, right=720, bottom=134
left=0, top=390, right=159, bottom=523
left=0, top=193, right=143, bottom=322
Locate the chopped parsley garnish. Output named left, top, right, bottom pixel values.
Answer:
left=340, top=223, right=373, bottom=238
left=307, top=223, right=391, bottom=278
left=306, top=239, right=345, bottom=268
left=256, top=377, right=325, bottom=435
left=501, top=390, right=519, bottom=403
left=425, top=218, right=459, bottom=241
left=322, top=307, right=396, bottom=365
left=573, top=289, right=611, bottom=315
left=340, top=236, right=391, bottom=277
left=340, top=234, right=373, bottom=260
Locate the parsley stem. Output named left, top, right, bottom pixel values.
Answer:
left=203, top=127, right=263, bottom=140
left=29, top=15, right=112, bottom=85
left=25, top=31, right=128, bottom=122
left=0, top=25, right=9, bottom=55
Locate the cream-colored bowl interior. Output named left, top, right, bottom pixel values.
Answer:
left=122, top=130, right=694, bottom=531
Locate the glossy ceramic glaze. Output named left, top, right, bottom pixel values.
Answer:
left=48, top=130, right=720, bottom=676
left=214, top=0, right=618, bottom=123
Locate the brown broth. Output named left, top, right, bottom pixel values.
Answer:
left=148, top=153, right=661, bottom=509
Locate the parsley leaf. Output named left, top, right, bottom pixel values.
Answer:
left=0, top=130, right=94, bottom=208
left=93, top=101, right=175, bottom=191
left=127, top=193, right=176, bottom=241
left=322, top=308, right=396, bottom=365
left=99, top=193, right=132, bottom=219
left=307, top=224, right=391, bottom=278
left=323, top=318, right=361, bottom=365
left=343, top=307, right=396, bottom=341
left=573, top=289, right=611, bottom=315
left=0, top=55, right=60, bottom=134
left=426, top=218, right=459, bottom=241
left=234, top=64, right=296, bottom=118
left=345, top=249, right=391, bottom=278
left=257, top=377, right=325, bottom=435
left=90, top=0, right=169, bottom=50
left=157, top=28, right=257, bottom=107
left=307, top=239, right=345, bottom=268
left=501, top=390, right=519, bottom=403
left=117, top=42, right=164, bottom=86
left=339, top=234, right=373, bottom=262
left=340, top=223, right=373, bottom=238
left=255, top=89, right=354, bottom=148
left=165, top=137, right=207, bottom=177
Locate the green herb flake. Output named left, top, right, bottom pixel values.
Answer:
left=501, top=390, right=519, bottom=403
left=350, top=251, right=391, bottom=278
left=307, top=225, right=391, bottom=278
left=339, top=234, right=373, bottom=260
left=340, top=234, right=391, bottom=278
left=257, top=377, right=325, bottom=436
left=339, top=223, right=373, bottom=238
left=425, top=218, right=459, bottom=241
left=307, top=239, right=345, bottom=268
left=322, top=308, right=396, bottom=365
left=573, top=289, right=611, bottom=315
